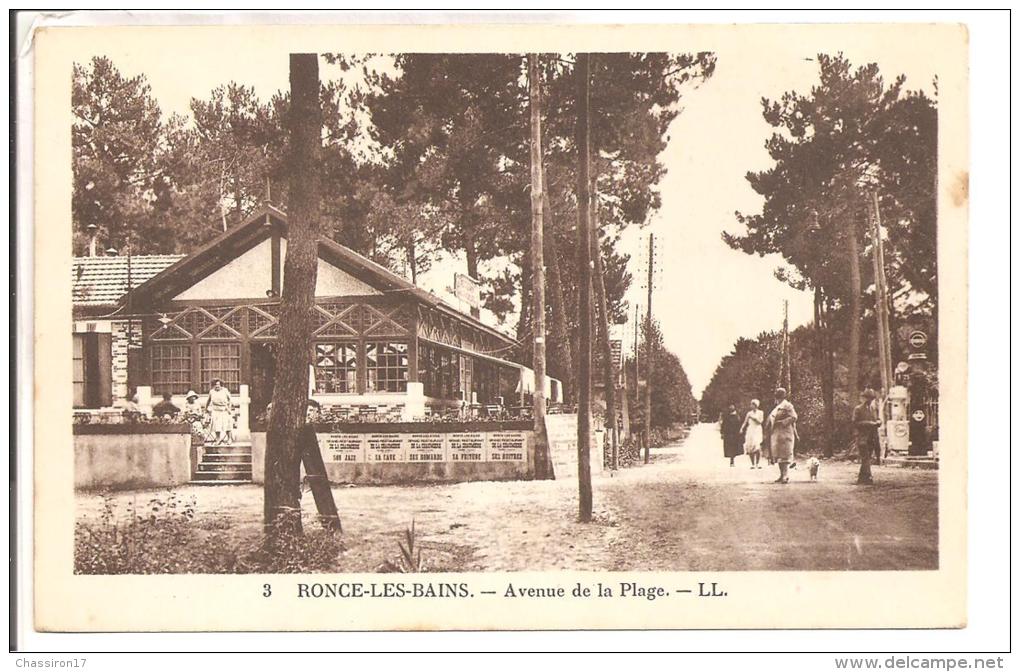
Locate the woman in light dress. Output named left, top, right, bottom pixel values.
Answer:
left=740, top=399, right=765, bottom=469
left=767, top=387, right=798, bottom=484
left=205, top=378, right=233, bottom=446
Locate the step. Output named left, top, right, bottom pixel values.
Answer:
left=188, top=479, right=253, bottom=486
left=197, top=463, right=253, bottom=473
left=191, top=470, right=252, bottom=481
left=201, top=444, right=253, bottom=455
left=201, top=453, right=253, bottom=464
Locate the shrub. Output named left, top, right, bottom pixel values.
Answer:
left=377, top=520, right=426, bottom=573
left=74, top=491, right=200, bottom=574
left=75, top=490, right=344, bottom=574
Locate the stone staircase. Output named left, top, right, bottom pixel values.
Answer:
left=190, top=441, right=254, bottom=484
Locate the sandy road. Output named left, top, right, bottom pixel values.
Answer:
left=599, top=423, right=939, bottom=571
left=76, top=423, right=938, bottom=572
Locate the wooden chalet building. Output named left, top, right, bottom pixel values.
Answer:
left=72, top=205, right=560, bottom=436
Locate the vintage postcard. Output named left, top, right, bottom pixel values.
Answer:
left=28, top=18, right=968, bottom=632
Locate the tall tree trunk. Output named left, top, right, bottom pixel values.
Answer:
left=643, top=233, right=654, bottom=464
left=516, top=252, right=533, bottom=366
left=590, top=182, right=618, bottom=470
left=233, top=171, right=243, bottom=222
left=543, top=174, right=575, bottom=403
left=815, top=287, right=835, bottom=457
left=527, top=54, right=553, bottom=480
left=845, top=212, right=862, bottom=427
left=464, top=214, right=478, bottom=279
left=407, top=237, right=417, bottom=285
left=264, top=53, right=324, bottom=538
left=574, top=53, right=593, bottom=523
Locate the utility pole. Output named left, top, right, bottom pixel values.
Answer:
left=780, top=299, right=791, bottom=394
left=574, top=52, right=593, bottom=522
left=868, top=191, right=892, bottom=396
left=528, top=54, right=552, bottom=480
left=590, top=179, right=618, bottom=471
left=643, top=233, right=654, bottom=465
left=633, top=302, right=640, bottom=449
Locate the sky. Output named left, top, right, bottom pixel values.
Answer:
left=91, top=39, right=936, bottom=394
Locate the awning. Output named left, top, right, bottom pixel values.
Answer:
left=419, top=337, right=523, bottom=370
left=516, top=368, right=559, bottom=402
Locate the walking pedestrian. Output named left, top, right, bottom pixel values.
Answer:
left=767, top=388, right=797, bottom=483
left=854, top=388, right=882, bottom=484
left=205, top=378, right=233, bottom=446
left=740, top=399, right=765, bottom=469
left=720, top=404, right=743, bottom=467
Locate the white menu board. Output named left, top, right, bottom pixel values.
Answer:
left=406, top=432, right=448, bottom=462
left=318, top=432, right=365, bottom=463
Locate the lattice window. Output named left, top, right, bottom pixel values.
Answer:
left=249, top=306, right=276, bottom=337
left=199, top=343, right=240, bottom=391
left=365, top=341, right=408, bottom=393
left=314, top=342, right=358, bottom=393
left=151, top=344, right=193, bottom=395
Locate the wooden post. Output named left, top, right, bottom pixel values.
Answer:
left=780, top=299, right=791, bottom=394
left=868, top=191, right=892, bottom=396
left=528, top=54, right=553, bottom=480
left=300, top=426, right=342, bottom=532
left=643, top=233, right=654, bottom=464
left=574, top=53, right=593, bottom=522
left=633, top=302, right=640, bottom=450
left=845, top=211, right=862, bottom=410
left=590, top=179, right=618, bottom=471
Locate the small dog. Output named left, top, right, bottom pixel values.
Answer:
left=808, top=457, right=820, bottom=481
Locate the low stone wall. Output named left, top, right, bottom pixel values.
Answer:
left=251, top=421, right=533, bottom=485
left=73, top=424, right=192, bottom=490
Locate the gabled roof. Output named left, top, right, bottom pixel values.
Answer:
left=123, top=204, right=517, bottom=346
left=72, top=254, right=185, bottom=308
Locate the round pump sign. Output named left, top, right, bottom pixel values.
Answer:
left=908, top=330, right=928, bottom=349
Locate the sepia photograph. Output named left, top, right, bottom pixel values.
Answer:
left=21, top=15, right=979, bottom=638
left=68, top=44, right=940, bottom=574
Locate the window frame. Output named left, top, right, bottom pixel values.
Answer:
left=365, top=341, right=409, bottom=393
left=150, top=342, right=194, bottom=396
left=313, top=341, right=360, bottom=394
left=198, top=341, right=241, bottom=392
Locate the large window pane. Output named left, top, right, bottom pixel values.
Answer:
left=365, top=342, right=408, bottom=393
left=199, top=343, right=240, bottom=391
left=152, top=344, right=193, bottom=395
left=314, top=342, right=358, bottom=393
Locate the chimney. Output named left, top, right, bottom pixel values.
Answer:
left=86, top=223, right=99, bottom=257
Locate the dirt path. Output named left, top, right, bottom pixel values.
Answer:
left=600, top=423, right=938, bottom=571
left=76, top=423, right=937, bottom=572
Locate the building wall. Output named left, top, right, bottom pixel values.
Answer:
left=111, top=320, right=131, bottom=404
left=74, top=430, right=192, bottom=490
left=172, top=238, right=381, bottom=301
left=250, top=425, right=533, bottom=485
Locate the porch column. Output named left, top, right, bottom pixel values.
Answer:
left=236, top=384, right=251, bottom=441
left=404, top=382, right=425, bottom=421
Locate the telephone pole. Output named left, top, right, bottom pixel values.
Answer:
left=574, top=52, right=594, bottom=521
left=868, top=191, right=892, bottom=396
left=779, top=299, right=791, bottom=394
left=643, top=233, right=654, bottom=464
left=528, top=54, right=552, bottom=480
